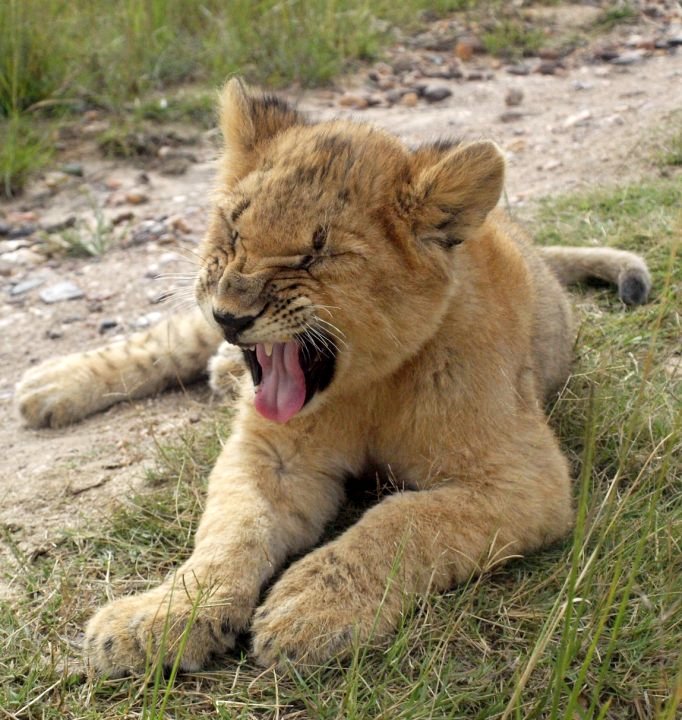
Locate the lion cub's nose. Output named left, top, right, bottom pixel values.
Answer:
left=212, top=309, right=256, bottom=344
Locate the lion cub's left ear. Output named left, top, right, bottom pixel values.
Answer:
left=408, top=141, right=505, bottom=247
left=219, top=78, right=305, bottom=186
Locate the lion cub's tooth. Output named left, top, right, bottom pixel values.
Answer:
left=264, top=343, right=273, bottom=357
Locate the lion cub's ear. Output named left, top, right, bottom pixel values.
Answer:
left=218, top=78, right=305, bottom=185
left=408, top=141, right=505, bottom=247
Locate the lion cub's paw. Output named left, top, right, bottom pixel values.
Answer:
left=16, top=356, right=100, bottom=428
left=252, top=545, right=390, bottom=668
left=85, top=588, right=239, bottom=677
left=207, top=342, right=246, bottom=399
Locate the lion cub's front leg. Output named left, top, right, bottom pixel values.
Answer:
left=85, top=423, right=345, bottom=675
left=252, top=421, right=573, bottom=667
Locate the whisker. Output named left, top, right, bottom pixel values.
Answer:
left=310, top=303, right=342, bottom=318
left=175, top=245, right=207, bottom=265
left=314, top=317, right=347, bottom=341
left=159, top=287, right=197, bottom=299
left=310, top=317, right=347, bottom=350
left=304, top=324, right=338, bottom=358
left=153, top=271, right=198, bottom=278
left=307, top=328, right=330, bottom=355
left=165, top=298, right=199, bottom=314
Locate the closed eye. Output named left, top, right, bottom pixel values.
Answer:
left=219, top=208, right=240, bottom=250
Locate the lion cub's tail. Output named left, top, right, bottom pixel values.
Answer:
left=538, top=246, right=651, bottom=305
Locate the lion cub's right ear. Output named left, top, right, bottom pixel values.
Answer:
left=218, top=78, right=305, bottom=186
left=408, top=141, right=505, bottom=247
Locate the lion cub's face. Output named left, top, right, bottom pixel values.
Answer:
left=196, top=80, right=504, bottom=423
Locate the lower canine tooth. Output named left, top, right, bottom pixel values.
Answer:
left=264, top=343, right=273, bottom=357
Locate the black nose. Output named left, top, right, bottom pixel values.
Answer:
left=212, top=310, right=256, bottom=344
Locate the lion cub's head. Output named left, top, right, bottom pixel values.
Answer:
left=196, top=79, right=504, bottom=423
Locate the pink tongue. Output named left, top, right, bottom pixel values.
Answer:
left=254, top=342, right=306, bottom=423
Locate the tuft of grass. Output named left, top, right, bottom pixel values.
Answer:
left=593, top=3, right=638, bottom=32
left=482, top=18, right=546, bottom=60
left=134, top=92, right=217, bottom=129
left=0, top=116, right=51, bottom=196
left=660, top=129, right=682, bottom=167
left=60, top=215, right=113, bottom=259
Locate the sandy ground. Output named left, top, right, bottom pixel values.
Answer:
left=1, top=32, right=681, bottom=597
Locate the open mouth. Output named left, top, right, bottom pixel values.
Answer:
left=241, top=331, right=336, bottom=423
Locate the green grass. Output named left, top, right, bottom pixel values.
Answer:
left=1, top=170, right=680, bottom=717
left=0, top=115, right=51, bottom=196
left=661, top=129, right=682, bottom=167
left=482, top=19, right=546, bottom=60
left=0, top=0, right=472, bottom=196
left=593, top=3, right=638, bottom=32
left=0, top=0, right=480, bottom=116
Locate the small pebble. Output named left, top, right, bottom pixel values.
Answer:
left=338, top=93, right=367, bottom=109
left=60, top=163, right=84, bottom=177
left=505, top=88, right=524, bottom=106
left=125, top=192, right=149, bottom=205
left=499, top=111, right=524, bottom=123
left=7, top=212, right=38, bottom=224
left=99, top=319, right=119, bottom=334
left=112, top=211, right=134, bottom=225
left=377, top=76, right=397, bottom=91
left=44, top=171, right=69, bottom=190
left=374, top=62, right=393, bottom=75
left=537, top=61, right=558, bottom=75
left=507, top=138, right=527, bottom=153
left=610, top=50, right=645, bottom=66
left=385, top=89, right=405, bottom=105
left=8, top=225, right=37, bottom=239
left=10, top=277, right=45, bottom=296
left=563, top=109, right=592, bottom=128
left=169, top=216, right=190, bottom=234
left=455, top=40, right=474, bottom=61
left=133, top=311, right=162, bottom=329
left=2, top=248, right=44, bottom=266
left=40, top=281, right=85, bottom=304
left=423, top=85, right=452, bottom=103
left=400, top=92, right=419, bottom=108
left=43, top=216, right=76, bottom=234
left=507, top=64, right=530, bottom=76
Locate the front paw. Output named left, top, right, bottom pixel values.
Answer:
left=85, top=583, right=247, bottom=676
left=208, top=342, right=246, bottom=399
left=252, top=546, right=394, bottom=668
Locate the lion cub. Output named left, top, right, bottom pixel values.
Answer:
left=17, top=80, right=650, bottom=674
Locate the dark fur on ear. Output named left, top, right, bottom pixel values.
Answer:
left=218, top=78, right=306, bottom=186
left=406, top=140, right=505, bottom=247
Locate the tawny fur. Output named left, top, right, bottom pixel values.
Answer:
left=16, top=79, right=651, bottom=675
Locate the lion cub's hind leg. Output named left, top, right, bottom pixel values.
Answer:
left=17, top=309, right=222, bottom=428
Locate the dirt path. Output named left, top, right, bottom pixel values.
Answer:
left=1, top=15, right=681, bottom=594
